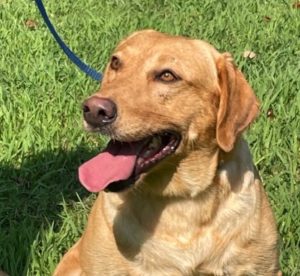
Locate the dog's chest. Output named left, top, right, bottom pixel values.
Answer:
left=104, top=181, right=256, bottom=275
left=130, top=228, right=241, bottom=276
left=111, top=213, right=242, bottom=276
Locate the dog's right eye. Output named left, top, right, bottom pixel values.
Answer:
left=110, top=56, right=121, bottom=70
left=156, top=70, right=179, bottom=83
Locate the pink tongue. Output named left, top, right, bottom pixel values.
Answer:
left=78, top=140, right=143, bottom=192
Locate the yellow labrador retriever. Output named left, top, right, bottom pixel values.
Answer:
left=54, top=30, right=280, bottom=275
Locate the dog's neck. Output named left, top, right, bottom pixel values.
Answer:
left=129, top=137, right=255, bottom=198
left=217, top=137, right=256, bottom=194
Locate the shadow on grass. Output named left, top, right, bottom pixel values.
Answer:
left=0, top=146, right=98, bottom=276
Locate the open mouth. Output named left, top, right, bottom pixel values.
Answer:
left=78, top=131, right=181, bottom=193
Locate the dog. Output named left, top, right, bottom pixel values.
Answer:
left=54, top=30, right=280, bottom=275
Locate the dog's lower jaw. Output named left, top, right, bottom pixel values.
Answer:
left=132, top=146, right=220, bottom=198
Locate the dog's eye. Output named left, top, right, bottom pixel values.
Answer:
left=110, top=56, right=121, bottom=70
left=157, top=70, right=178, bottom=82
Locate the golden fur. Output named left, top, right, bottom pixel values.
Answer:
left=54, top=30, right=280, bottom=275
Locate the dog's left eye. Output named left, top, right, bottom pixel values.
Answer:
left=157, top=70, right=179, bottom=82
left=110, top=56, right=121, bottom=70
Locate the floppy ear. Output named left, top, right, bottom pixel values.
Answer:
left=216, top=53, right=259, bottom=152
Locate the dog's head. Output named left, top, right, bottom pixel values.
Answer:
left=79, top=30, right=259, bottom=195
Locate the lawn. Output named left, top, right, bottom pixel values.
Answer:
left=0, top=0, right=299, bottom=275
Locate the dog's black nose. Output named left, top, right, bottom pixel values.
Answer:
left=83, top=96, right=117, bottom=127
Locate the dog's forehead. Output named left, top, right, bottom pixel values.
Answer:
left=116, top=30, right=170, bottom=50
left=116, top=30, right=213, bottom=56
left=114, top=30, right=219, bottom=79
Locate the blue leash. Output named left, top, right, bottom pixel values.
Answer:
left=35, top=0, right=102, bottom=81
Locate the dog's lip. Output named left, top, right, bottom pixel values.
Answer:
left=104, top=130, right=181, bottom=192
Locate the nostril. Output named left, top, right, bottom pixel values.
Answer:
left=97, top=109, right=107, bottom=117
left=83, top=105, right=90, bottom=113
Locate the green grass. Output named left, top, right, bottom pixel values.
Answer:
left=0, top=0, right=299, bottom=275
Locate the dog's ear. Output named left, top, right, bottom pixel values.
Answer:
left=216, top=53, right=259, bottom=152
